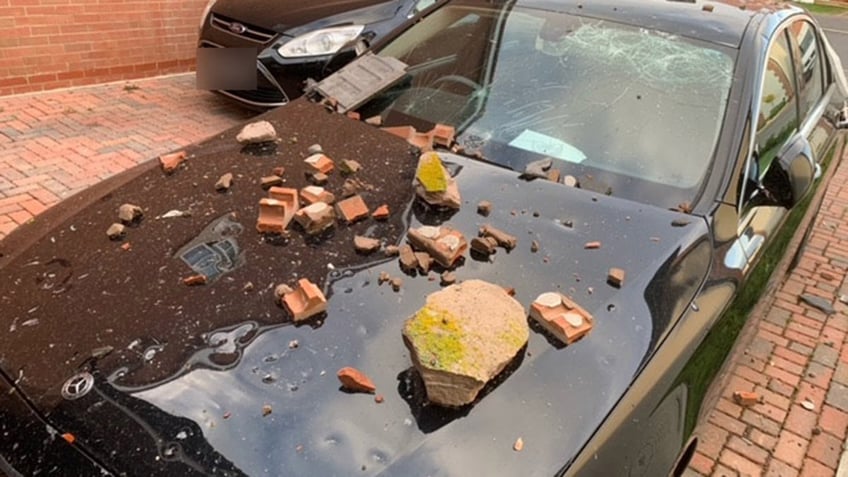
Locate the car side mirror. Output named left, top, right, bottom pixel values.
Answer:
left=759, top=134, right=815, bottom=209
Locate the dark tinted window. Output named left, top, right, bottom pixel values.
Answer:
left=755, top=30, right=798, bottom=175
left=790, top=21, right=824, bottom=119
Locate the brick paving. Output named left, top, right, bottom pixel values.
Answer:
left=0, top=73, right=254, bottom=239
left=687, top=148, right=848, bottom=476
left=2, top=73, right=848, bottom=476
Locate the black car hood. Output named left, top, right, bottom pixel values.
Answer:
left=212, top=0, right=402, bottom=34
left=0, top=100, right=710, bottom=476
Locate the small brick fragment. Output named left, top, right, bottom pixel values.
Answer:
left=378, top=271, right=391, bottom=285
left=260, top=175, right=283, bottom=190
left=471, top=236, right=498, bottom=256
left=354, top=235, right=381, bottom=254
left=513, top=437, right=524, bottom=452
left=308, top=172, right=328, bottom=185
left=304, top=153, right=335, bottom=174
left=106, top=223, right=126, bottom=240
left=339, top=159, right=362, bottom=175
left=159, top=150, right=187, bottom=174
left=607, top=268, right=625, bottom=288
left=440, top=271, right=457, bottom=285
left=262, top=404, right=273, bottom=416
left=530, top=240, right=540, bottom=253
left=529, top=292, right=594, bottom=345
left=257, top=198, right=290, bottom=234
left=336, top=195, right=369, bottom=224
left=300, top=185, right=335, bottom=205
left=272, top=166, right=286, bottom=177
left=702, top=4, right=714, bottom=11
left=281, top=278, right=327, bottom=322
left=584, top=241, right=601, bottom=249
left=237, top=120, right=277, bottom=144
left=407, top=225, right=468, bottom=268
left=479, top=225, right=517, bottom=250
left=477, top=200, right=492, bottom=217
left=374, top=394, right=385, bottom=404
left=183, top=274, right=207, bottom=286
left=371, top=204, right=390, bottom=220
left=61, top=433, right=76, bottom=444
left=732, top=391, right=761, bottom=406
left=384, top=245, right=400, bottom=257
left=415, top=252, right=434, bottom=273
left=121, top=242, right=132, bottom=251
left=337, top=367, right=376, bottom=393
left=215, top=173, right=234, bottom=191
left=390, top=277, right=403, bottom=292
left=399, top=244, right=418, bottom=272
left=431, top=123, right=456, bottom=148
left=346, top=111, right=361, bottom=121
left=307, top=143, right=323, bottom=155
left=294, top=202, right=336, bottom=235
left=546, top=169, right=561, bottom=183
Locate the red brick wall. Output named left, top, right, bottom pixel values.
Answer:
left=0, top=0, right=209, bottom=96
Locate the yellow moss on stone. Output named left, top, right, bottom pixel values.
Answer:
left=405, top=305, right=466, bottom=372
left=416, top=153, right=448, bottom=193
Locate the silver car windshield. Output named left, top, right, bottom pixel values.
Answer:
left=361, top=4, right=736, bottom=205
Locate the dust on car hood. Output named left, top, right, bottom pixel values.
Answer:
left=0, top=100, right=711, bottom=476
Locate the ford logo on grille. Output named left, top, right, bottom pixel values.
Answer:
left=228, top=22, right=247, bottom=34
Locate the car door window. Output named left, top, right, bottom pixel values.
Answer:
left=790, top=20, right=824, bottom=119
left=754, top=30, right=799, bottom=179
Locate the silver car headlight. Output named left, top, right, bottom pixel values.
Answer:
left=278, top=25, right=364, bottom=58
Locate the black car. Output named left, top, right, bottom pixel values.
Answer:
left=3, top=0, right=848, bottom=476
left=197, top=0, right=437, bottom=108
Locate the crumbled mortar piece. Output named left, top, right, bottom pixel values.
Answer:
left=378, top=271, right=391, bottom=285
left=440, top=271, right=457, bottom=286
left=521, top=158, right=552, bottom=180
left=384, top=245, right=400, bottom=257
left=470, top=236, right=498, bottom=256
left=256, top=198, right=290, bottom=235
left=407, top=225, right=468, bottom=268
left=607, top=268, right=625, bottom=288
left=530, top=240, right=540, bottom=253
left=371, top=204, right=390, bottom=221
left=262, top=404, right=273, bottom=416
left=390, top=277, right=403, bottom=292
left=335, top=195, right=370, bottom=224
left=260, top=175, right=283, bottom=190
left=402, top=280, right=529, bottom=407
left=398, top=244, right=419, bottom=273
left=304, top=153, right=335, bottom=174
left=479, top=224, right=517, bottom=250
left=354, top=235, right=381, bottom=254
left=477, top=200, right=492, bottom=217
left=414, top=152, right=461, bottom=209
left=337, top=367, right=376, bottom=393
left=339, top=159, right=362, bottom=175
left=529, top=292, right=594, bottom=345
left=562, top=175, right=579, bottom=187
left=118, top=203, right=143, bottom=224
left=159, top=150, right=187, bottom=174
left=307, top=143, right=323, bottom=155
left=106, top=223, right=126, bottom=240
left=294, top=202, right=336, bottom=235
left=365, top=116, right=382, bottom=126
left=237, top=120, right=277, bottom=145
left=513, top=437, right=524, bottom=452
left=415, top=252, right=434, bottom=274
left=281, top=278, right=327, bottom=322
left=584, top=241, right=601, bottom=249
left=183, top=274, right=207, bottom=286
left=732, top=391, right=761, bottom=406
left=215, top=173, right=234, bottom=192
left=300, top=185, right=335, bottom=205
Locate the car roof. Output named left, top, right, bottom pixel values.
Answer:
left=515, top=0, right=800, bottom=48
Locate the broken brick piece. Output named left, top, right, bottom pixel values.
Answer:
left=430, top=123, right=456, bottom=148
left=415, top=252, right=434, bottom=274
left=390, top=277, right=403, bottom=291
left=513, top=437, right=524, bottom=452
left=584, top=241, right=601, bottom=249
left=183, top=274, right=207, bottom=286
left=272, top=166, right=286, bottom=177
left=477, top=200, right=492, bottom=217
left=121, top=242, right=132, bottom=251
left=335, top=195, right=369, bottom=224
left=378, top=271, right=391, bottom=285
left=308, top=172, right=328, bottom=185
left=407, top=225, right=468, bottom=268
left=337, top=367, right=376, bottom=393
left=398, top=244, right=419, bottom=272
left=371, top=204, right=390, bottom=220
left=607, top=268, right=625, bottom=288
left=365, top=115, right=382, bottom=126
left=300, top=185, right=335, bottom=205
left=260, top=175, right=283, bottom=190
left=374, top=394, right=385, bottom=404
left=257, top=198, right=291, bottom=234
left=479, top=225, right=517, bottom=250
left=470, top=236, right=498, bottom=256
left=159, top=150, right=187, bottom=174
left=384, top=245, right=400, bottom=257
left=294, top=202, right=336, bottom=235
left=732, top=391, right=761, bottom=406
left=118, top=203, right=143, bottom=224
left=281, top=278, right=327, bottom=322
left=546, top=168, right=561, bottom=183
left=215, top=173, right=234, bottom=192
left=440, top=271, right=457, bottom=285
left=346, top=111, right=361, bottom=121
left=62, top=433, right=76, bottom=444
left=304, top=153, right=335, bottom=174
left=237, top=120, right=277, bottom=144
left=529, top=292, right=594, bottom=345
left=106, top=223, right=126, bottom=240
left=354, top=235, right=381, bottom=254
left=339, top=159, right=362, bottom=175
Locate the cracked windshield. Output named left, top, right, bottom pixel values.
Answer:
left=361, top=3, right=736, bottom=205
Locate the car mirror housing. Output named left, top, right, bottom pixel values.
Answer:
left=759, top=134, right=816, bottom=209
